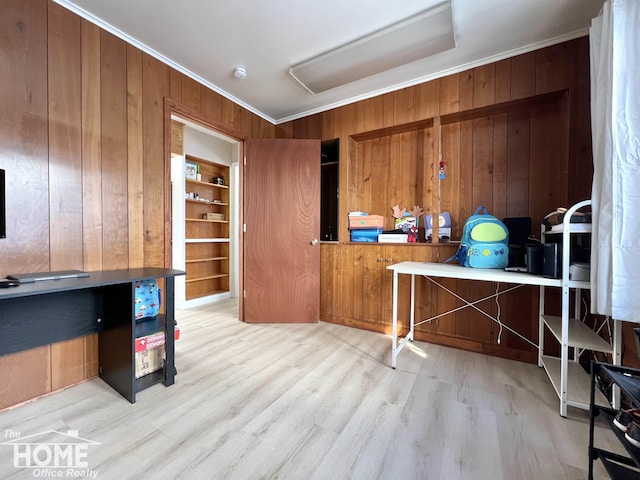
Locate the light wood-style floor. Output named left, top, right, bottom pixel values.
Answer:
left=0, top=299, right=623, bottom=479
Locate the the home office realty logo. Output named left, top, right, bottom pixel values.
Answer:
left=1, top=428, right=100, bottom=478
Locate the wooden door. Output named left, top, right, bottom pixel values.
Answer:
left=243, top=139, right=321, bottom=323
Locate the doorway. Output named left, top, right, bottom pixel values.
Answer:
left=169, top=114, right=241, bottom=308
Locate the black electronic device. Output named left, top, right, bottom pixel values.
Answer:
left=526, top=244, right=544, bottom=275
left=0, top=280, right=19, bottom=288
left=0, top=168, right=5, bottom=238
left=543, top=243, right=562, bottom=278
left=7, top=270, right=89, bottom=284
left=503, top=217, right=531, bottom=246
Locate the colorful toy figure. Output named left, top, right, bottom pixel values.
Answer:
left=408, top=225, right=419, bottom=242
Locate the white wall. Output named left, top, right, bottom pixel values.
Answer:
left=184, top=127, right=234, bottom=167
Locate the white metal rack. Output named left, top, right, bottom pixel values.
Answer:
left=538, top=199, right=621, bottom=417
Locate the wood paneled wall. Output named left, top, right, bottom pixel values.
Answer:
left=0, top=0, right=274, bottom=410
left=292, top=37, right=599, bottom=364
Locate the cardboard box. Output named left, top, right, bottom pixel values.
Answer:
left=348, top=215, right=384, bottom=229
left=203, top=212, right=225, bottom=221
left=350, top=228, right=383, bottom=242
left=135, top=347, right=164, bottom=378
left=378, top=233, right=408, bottom=243
left=423, top=212, right=451, bottom=241
left=135, top=326, right=180, bottom=353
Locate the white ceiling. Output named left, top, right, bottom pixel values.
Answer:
left=54, top=0, right=604, bottom=124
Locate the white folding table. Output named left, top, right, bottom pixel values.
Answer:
left=387, top=261, right=564, bottom=369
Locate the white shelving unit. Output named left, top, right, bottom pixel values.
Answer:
left=538, top=199, right=621, bottom=416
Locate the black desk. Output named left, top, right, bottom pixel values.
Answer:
left=0, top=268, right=185, bottom=403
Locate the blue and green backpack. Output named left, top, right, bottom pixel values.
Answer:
left=450, top=206, right=509, bottom=268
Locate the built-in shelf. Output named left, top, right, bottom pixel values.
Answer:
left=186, top=199, right=228, bottom=206
left=186, top=178, right=229, bottom=189
left=186, top=218, right=228, bottom=224
left=186, top=238, right=230, bottom=243
left=186, top=273, right=229, bottom=283
left=185, top=257, right=228, bottom=263
left=183, top=155, right=231, bottom=301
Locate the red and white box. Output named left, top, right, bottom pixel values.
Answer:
left=135, top=326, right=181, bottom=353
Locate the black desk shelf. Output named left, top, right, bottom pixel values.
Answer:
left=589, top=362, right=640, bottom=479
left=0, top=268, right=184, bottom=404
left=135, top=315, right=166, bottom=338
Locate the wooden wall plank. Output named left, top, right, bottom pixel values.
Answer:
left=439, top=73, right=459, bottom=115
left=142, top=54, right=170, bottom=266
left=382, top=92, right=395, bottom=128
left=535, top=41, right=577, bottom=95
left=221, top=97, right=242, bottom=132
left=169, top=68, right=182, bottom=104
left=48, top=2, right=82, bottom=271
left=398, top=131, right=419, bottom=210
left=529, top=103, right=569, bottom=226
left=81, top=20, right=103, bottom=271
left=510, top=52, right=536, bottom=100
left=182, top=76, right=202, bottom=112
left=361, top=246, right=383, bottom=324
left=0, top=346, right=51, bottom=411
left=472, top=64, right=496, bottom=108
left=356, top=96, right=384, bottom=133
left=440, top=123, right=460, bottom=237
left=495, top=59, right=511, bottom=104
left=492, top=114, right=508, bottom=219
left=505, top=112, right=531, bottom=217
left=571, top=37, right=593, bottom=202
left=0, top=0, right=49, bottom=277
left=47, top=2, right=89, bottom=393
left=127, top=45, right=145, bottom=268
left=101, top=31, right=129, bottom=268
left=368, top=137, right=390, bottom=223
left=201, top=87, right=223, bottom=124
left=393, top=88, right=415, bottom=125
left=415, top=79, right=440, bottom=120
left=459, top=70, right=474, bottom=111
left=84, top=334, right=99, bottom=378
left=51, top=338, right=85, bottom=390
left=321, top=109, right=336, bottom=140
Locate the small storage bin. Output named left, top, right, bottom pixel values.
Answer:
left=350, top=228, right=383, bottom=242
left=348, top=215, right=384, bottom=229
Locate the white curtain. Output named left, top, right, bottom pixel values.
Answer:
left=590, top=0, right=640, bottom=322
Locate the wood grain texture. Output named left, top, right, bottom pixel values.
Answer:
left=127, top=45, right=145, bottom=269
left=142, top=54, right=170, bottom=267
left=182, top=76, right=202, bottom=112
left=243, top=139, right=320, bottom=323
left=101, top=30, right=129, bottom=269
left=81, top=19, right=103, bottom=272
left=48, top=1, right=83, bottom=272
left=0, top=0, right=280, bottom=409
left=51, top=337, right=85, bottom=390
left=0, top=0, right=49, bottom=277
left=0, top=300, right=616, bottom=479
left=305, top=38, right=594, bottom=363
left=0, top=346, right=51, bottom=411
